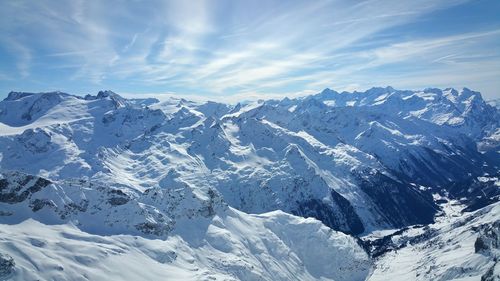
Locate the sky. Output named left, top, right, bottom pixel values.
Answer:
left=0, top=0, right=499, bottom=102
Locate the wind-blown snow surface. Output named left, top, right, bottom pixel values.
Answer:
left=0, top=87, right=498, bottom=280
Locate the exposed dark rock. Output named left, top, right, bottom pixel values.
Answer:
left=107, top=189, right=130, bottom=206
left=481, top=262, right=499, bottom=281
left=135, top=222, right=172, bottom=236
left=0, top=174, right=52, bottom=203
left=97, top=90, right=127, bottom=108
left=474, top=221, right=499, bottom=255
left=0, top=253, right=15, bottom=277
left=30, top=199, right=56, bottom=212
left=102, top=112, right=116, bottom=124
left=362, top=225, right=438, bottom=258
left=4, top=91, right=34, bottom=101
left=448, top=175, right=500, bottom=212
left=63, top=200, right=89, bottom=215
left=108, top=197, right=129, bottom=206
left=357, top=172, right=438, bottom=228
left=199, top=188, right=220, bottom=217
left=292, top=189, right=364, bottom=235
left=59, top=200, right=89, bottom=220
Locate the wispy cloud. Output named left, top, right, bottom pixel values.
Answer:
left=0, top=0, right=499, bottom=99
left=2, top=39, right=32, bottom=78
left=303, top=28, right=500, bottom=92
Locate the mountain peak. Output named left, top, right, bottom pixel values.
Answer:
left=460, top=87, right=482, bottom=99
left=319, top=88, right=339, bottom=97
left=366, top=86, right=395, bottom=94
left=423, top=87, right=444, bottom=95
left=4, top=91, right=71, bottom=102
left=97, top=90, right=119, bottom=98
left=96, top=90, right=127, bottom=108
left=4, top=91, right=35, bottom=101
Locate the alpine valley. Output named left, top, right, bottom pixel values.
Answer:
left=0, top=87, right=498, bottom=281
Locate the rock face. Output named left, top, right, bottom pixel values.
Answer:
left=0, top=253, right=15, bottom=278
left=448, top=176, right=500, bottom=212
left=292, top=189, right=365, bottom=234
left=0, top=172, right=52, bottom=203
left=475, top=222, right=499, bottom=281
left=474, top=221, right=499, bottom=256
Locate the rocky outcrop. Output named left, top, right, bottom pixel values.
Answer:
left=474, top=221, right=499, bottom=256
left=0, top=253, right=15, bottom=278
left=0, top=172, right=52, bottom=203
left=0, top=171, right=227, bottom=238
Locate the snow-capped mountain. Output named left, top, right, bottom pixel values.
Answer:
left=2, top=87, right=497, bottom=234
left=0, top=87, right=498, bottom=280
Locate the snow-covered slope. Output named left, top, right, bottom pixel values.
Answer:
left=367, top=201, right=499, bottom=281
left=0, top=171, right=370, bottom=281
left=0, top=216, right=369, bottom=281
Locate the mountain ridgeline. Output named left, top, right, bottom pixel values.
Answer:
left=0, top=87, right=498, bottom=236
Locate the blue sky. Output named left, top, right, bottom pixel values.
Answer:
left=0, top=0, right=499, bottom=101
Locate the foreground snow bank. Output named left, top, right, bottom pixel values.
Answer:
left=0, top=208, right=370, bottom=281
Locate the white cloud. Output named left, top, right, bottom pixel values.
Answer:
left=1, top=0, right=499, bottom=99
